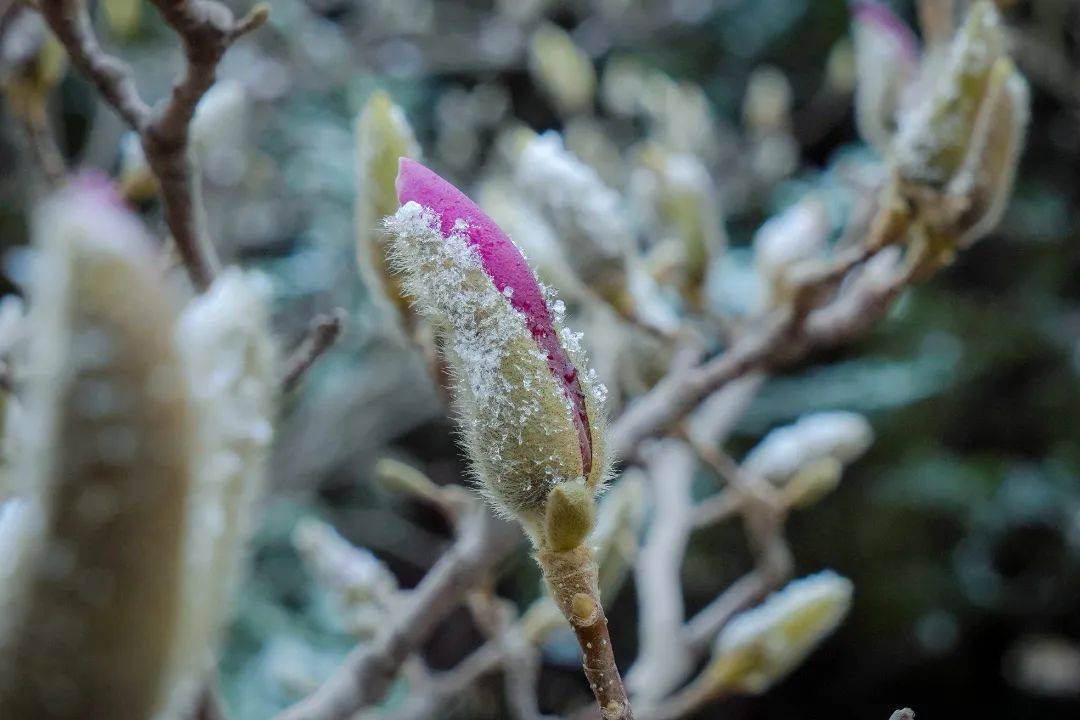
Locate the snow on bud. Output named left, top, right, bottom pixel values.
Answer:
left=636, top=144, right=726, bottom=310
left=852, top=1, right=919, bottom=153
left=0, top=176, right=193, bottom=719
left=191, top=79, right=249, bottom=186
left=707, top=571, right=853, bottom=694
left=945, top=57, right=1029, bottom=247
left=743, top=412, right=873, bottom=485
left=527, top=23, right=596, bottom=116
left=355, top=90, right=422, bottom=328
left=162, top=268, right=277, bottom=717
left=894, top=1, right=1006, bottom=188
left=515, top=132, right=634, bottom=315
left=753, top=196, right=831, bottom=304
left=386, top=159, right=608, bottom=539
left=293, top=518, right=398, bottom=638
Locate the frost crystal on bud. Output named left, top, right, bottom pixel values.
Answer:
left=852, top=1, right=919, bottom=153
left=355, top=91, right=422, bottom=327
left=708, top=571, right=853, bottom=694
left=385, top=160, right=607, bottom=537
left=743, top=412, right=873, bottom=484
left=527, top=23, right=597, bottom=116
left=163, top=268, right=277, bottom=717
left=0, top=176, right=193, bottom=719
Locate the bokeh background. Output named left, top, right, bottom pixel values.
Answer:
left=2, top=0, right=1080, bottom=718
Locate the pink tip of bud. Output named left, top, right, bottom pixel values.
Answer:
left=395, top=157, right=593, bottom=478
left=853, top=1, right=920, bottom=65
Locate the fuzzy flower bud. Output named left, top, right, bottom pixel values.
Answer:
left=385, top=159, right=608, bottom=541
left=527, top=23, right=596, bottom=117
left=743, top=412, right=873, bottom=485
left=0, top=176, right=193, bottom=719
left=753, top=196, right=831, bottom=304
left=355, top=91, right=422, bottom=327
left=852, top=1, right=919, bottom=153
left=706, top=571, right=854, bottom=694
left=162, top=268, right=276, bottom=717
left=191, top=80, right=249, bottom=186
left=545, top=479, right=596, bottom=553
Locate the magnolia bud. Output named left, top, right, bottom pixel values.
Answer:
left=527, top=23, right=596, bottom=116
left=191, top=80, right=249, bottom=186
left=0, top=176, right=193, bottom=719
left=780, top=456, right=843, bottom=509
left=385, top=159, right=608, bottom=541
left=636, top=144, right=726, bottom=310
left=162, top=268, right=276, bottom=717
left=102, top=0, right=142, bottom=38
left=743, top=412, right=873, bottom=485
left=706, top=571, right=853, bottom=694
left=946, top=57, right=1029, bottom=247
left=545, top=479, right=596, bottom=553
left=852, top=1, right=919, bottom=153
left=753, top=196, right=831, bottom=304
left=895, top=2, right=1006, bottom=188
left=355, top=91, right=421, bottom=328
left=515, top=132, right=634, bottom=315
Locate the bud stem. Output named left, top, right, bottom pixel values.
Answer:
left=536, top=546, right=634, bottom=720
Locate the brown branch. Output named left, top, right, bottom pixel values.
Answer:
left=37, top=0, right=267, bottom=291
left=281, top=308, right=347, bottom=393
left=273, top=508, right=518, bottom=720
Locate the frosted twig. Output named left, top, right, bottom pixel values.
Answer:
left=626, top=440, right=696, bottom=701
left=281, top=308, right=346, bottom=393
left=37, top=0, right=268, bottom=291
left=273, top=507, right=518, bottom=720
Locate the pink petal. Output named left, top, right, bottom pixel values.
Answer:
left=396, top=158, right=593, bottom=478
left=852, top=1, right=920, bottom=65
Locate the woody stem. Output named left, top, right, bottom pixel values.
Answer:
left=536, top=545, right=634, bottom=720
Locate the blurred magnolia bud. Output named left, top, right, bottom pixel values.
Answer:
left=293, top=518, right=398, bottom=638
left=0, top=12, right=66, bottom=126
left=600, top=56, right=648, bottom=118
left=527, top=23, right=596, bottom=116
left=590, top=469, right=646, bottom=599
left=102, top=0, right=142, bottom=38
left=162, top=268, right=276, bottom=716
left=192, top=79, right=249, bottom=186
left=893, top=1, right=1029, bottom=262
left=780, top=456, right=843, bottom=509
left=640, top=72, right=721, bottom=161
left=706, top=571, right=853, bottom=694
left=636, top=144, right=726, bottom=310
left=118, top=131, right=157, bottom=202
left=753, top=196, right=831, bottom=304
left=852, top=1, right=919, bottom=154
left=515, top=132, right=633, bottom=315
left=743, top=66, right=792, bottom=135
left=0, top=176, right=193, bottom=719
left=385, top=159, right=608, bottom=542
left=355, top=90, right=421, bottom=329
left=743, top=411, right=873, bottom=485
left=824, top=38, right=856, bottom=95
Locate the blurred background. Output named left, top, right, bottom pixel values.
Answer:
left=2, top=0, right=1080, bottom=718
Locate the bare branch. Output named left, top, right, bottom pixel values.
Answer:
left=281, top=308, right=347, bottom=393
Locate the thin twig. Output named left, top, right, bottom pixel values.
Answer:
left=281, top=308, right=347, bottom=393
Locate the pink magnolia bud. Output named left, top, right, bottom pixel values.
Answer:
left=852, top=2, right=920, bottom=153
left=387, top=159, right=608, bottom=536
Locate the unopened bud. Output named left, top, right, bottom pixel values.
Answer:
left=780, top=456, right=843, bottom=509
left=528, top=23, right=596, bottom=116
left=545, top=479, right=596, bottom=553
left=851, top=1, right=919, bottom=153
left=743, top=412, right=873, bottom=485
left=707, top=571, right=853, bottom=694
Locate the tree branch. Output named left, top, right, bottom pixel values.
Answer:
left=281, top=308, right=347, bottom=393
